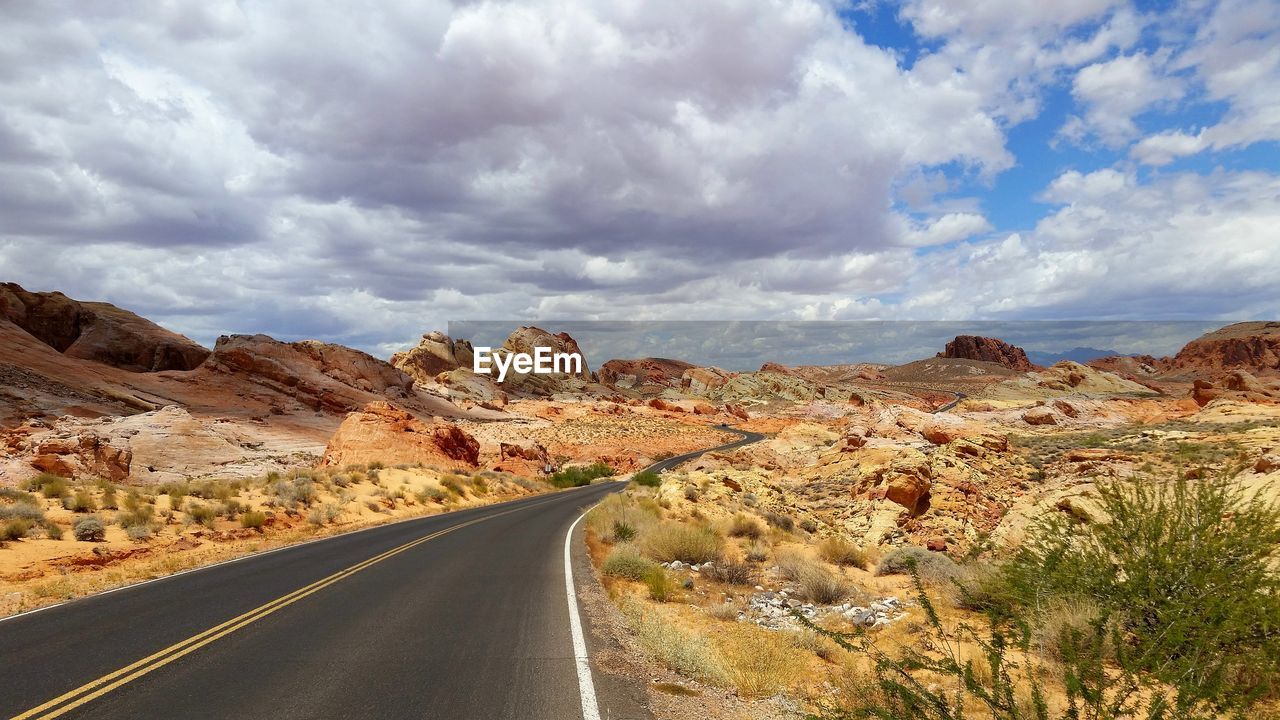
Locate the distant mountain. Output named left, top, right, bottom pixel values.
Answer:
left=1026, top=347, right=1126, bottom=366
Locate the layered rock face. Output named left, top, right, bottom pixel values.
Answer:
left=391, top=331, right=474, bottom=383
left=205, top=335, right=415, bottom=413
left=1168, top=322, right=1280, bottom=376
left=500, top=326, right=591, bottom=380
left=599, top=358, right=695, bottom=389
left=0, top=282, right=209, bottom=372
left=938, top=335, right=1036, bottom=372
left=320, top=402, right=480, bottom=469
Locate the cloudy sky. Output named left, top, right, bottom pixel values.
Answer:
left=2, top=0, right=1277, bottom=358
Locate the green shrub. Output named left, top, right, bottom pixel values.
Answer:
left=644, top=566, right=677, bottom=602
left=1, top=518, right=32, bottom=541
left=602, top=545, right=657, bottom=580
left=73, top=515, right=106, bottom=542
left=549, top=462, right=615, bottom=488
left=611, top=520, right=637, bottom=542
left=63, top=489, right=97, bottom=513
left=818, top=537, right=869, bottom=569
left=35, top=474, right=69, bottom=499
left=43, top=521, right=64, bottom=541
left=631, top=470, right=661, bottom=487
left=643, top=522, right=722, bottom=564
left=1000, top=476, right=1280, bottom=712
left=240, top=511, right=267, bottom=530
left=440, top=475, right=466, bottom=496
left=875, top=546, right=958, bottom=584
left=186, top=503, right=216, bottom=527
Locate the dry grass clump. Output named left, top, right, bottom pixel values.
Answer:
left=644, top=566, right=677, bottom=602
left=818, top=536, right=869, bottom=569
left=642, top=522, right=722, bottom=564
left=622, top=598, right=728, bottom=685
left=706, top=602, right=740, bottom=622
left=778, top=552, right=852, bottom=604
left=702, top=560, right=757, bottom=586
left=727, top=513, right=765, bottom=539
left=875, top=545, right=959, bottom=584
left=714, top=625, right=803, bottom=698
left=745, top=539, right=771, bottom=563
left=601, top=544, right=657, bottom=580
left=586, top=493, right=659, bottom=544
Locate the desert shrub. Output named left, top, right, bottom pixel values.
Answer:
left=439, top=475, right=466, bottom=496
left=240, top=510, right=267, bottom=529
left=73, top=515, right=106, bottom=542
left=35, top=474, right=69, bottom=499
left=42, top=521, right=64, bottom=540
left=875, top=545, right=958, bottom=584
left=115, top=500, right=155, bottom=530
left=125, top=524, right=152, bottom=541
left=683, top=485, right=699, bottom=501
left=0, top=499, right=45, bottom=522
left=818, top=537, right=869, bottom=569
left=416, top=487, right=448, bottom=504
left=167, top=488, right=186, bottom=513
left=745, top=540, right=770, bottom=563
left=727, top=513, right=765, bottom=539
left=742, top=492, right=759, bottom=507
left=549, top=462, right=615, bottom=488
left=621, top=597, right=727, bottom=685
left=703, top=561, right=756, bottom=586
left=643, top=522, right=722, bottom=564
left=587, top=494, right=659, bottom=543
left=268, top=477, right=316, bottom=508
left=469, top=475, right=489, bottom=495
left=999, top=476, right=1280, bottom=712
left=644, top=566, right=677, bottom=602
left=778, top=554, right=850, bottom=604
left=63, top=489, right=97, bottom=513
left=707, top=602, right=740, bottom=621
left=602, top=545, right=657, bottom=580
left=611, top=520, right=637, bottom=542
left=716, top=626, right=801, bottom=699
left=631, top=470, right=661, bottom=487
left=367, top=461, right=385, bottom=471
left=800, top=518, right=819, bottom=533
left=186, top=503, right=216, bottom=527
left=1, top=518, right=32, bottom=541
left=99, top=485, right=118, bottom=510
left=762, top=510, right=794, bottom=532
left=0, top=488, right=36, bottom=503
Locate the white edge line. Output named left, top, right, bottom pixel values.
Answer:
left=564, top=510, right=602, bottom=720
left=0, top=482, right=604, bottom=626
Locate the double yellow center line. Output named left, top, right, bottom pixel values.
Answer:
left=12, top=498, right=552, bottom=720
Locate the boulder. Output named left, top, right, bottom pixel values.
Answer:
left=1021, top=407, right=1061, bottom=426
left=320, top=402, right=479, bottom=469
left=681, top=367, right=734, bottom=395
left=391, top=331, right=473, bottom=383
left=1256, top=454, right=1280, bottom=474
left=723, top=404, right=750, bottom=421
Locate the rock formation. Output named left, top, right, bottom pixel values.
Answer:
left=938, top=335, right=1036, bottom=372
left=0, top=282, right=209, bottom=372
left=320, top=402, right=480, bottom=469
left=391, top=331, right=474, bottom=383
left=1167, top=322, right=1280, bottom=376
left=599, top=358, right=695, bottom=389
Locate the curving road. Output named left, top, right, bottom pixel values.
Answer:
left=0, top=425, right=761, bottom=720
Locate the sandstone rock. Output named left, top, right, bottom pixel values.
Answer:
left=937, top=335, right=1036, bottom=371
left=500, top=326, right=591, bottom=380
left=926, top=537, right=948, bottom=552
left=320, top=402, right=479, bottom=469
left=1168, top=322, right=1280, bottom=375
left=391, top=331, right=473, bottom=383
left=692, top=403, right=716, bottom=415
left=31, top=432, right=133, bottom=482
left=1052, top=399, right=1080, bottom=417
left=598, top=358, right=694, bottom=389
left=1256, top=454, right=1280, bottom=474
left=723, top=404, right=750, bottom=421
left=1021, top=407, right=1061, bottom=425
left=0, top=282, right=209, bottom=372
left=681, top=367, right=734, bottom=395
left=494, top=441, right=552, bottom=475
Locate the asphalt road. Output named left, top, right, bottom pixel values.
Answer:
left=0, top=425, right=761, bottom=720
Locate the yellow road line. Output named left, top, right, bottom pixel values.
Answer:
left=12, top=497, right=559, bottom=720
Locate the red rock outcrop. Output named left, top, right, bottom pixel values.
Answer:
left=500, top=326, right=591, bottom=380
left=1189, top=370, right=1280, bottom=406
left=493, top=441, right=552, bottom=476
left=320, top=402, right=479, bottom=469
left=938, top=335, right=1036, bottom=372
left=681, top=366, right=734, bottom=395
left=391, top=331, right=474, bottom=383
left=598, top=358, right=695, bottom=389
left=1168, top=322, right=1280, bottom=376
left=0, top=282, right=209, bottom=372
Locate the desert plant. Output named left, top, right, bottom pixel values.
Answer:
left=643, top=522, right=722, bottom=564
left=43, top=520, right=64, bottom=540
left=602, top=545, right=657, bottom=580
left=644, top=566, right=677, bottom=602
left=611, top=520, right=637, bottom=542
left=875, top=545, right=958, bottom=583
left=125, top=524, right=152, bottom=541
left=703, top=561, right=756, bottom=586
left=762, top=510, right=794, bottom=532
left=73, top=515, right=106, bottom=542
left=549, top=462, right=615, bottom=488
left=440, top=475, right=466, bottom=496
left=818, top=536, right=869, bottom=569
left=778, top=554, right=850, bottom=604
left=62, top=489, right=97, bottom=513
left=1000, top=475, right=1280, bottom=712
left=239, top=510, right=267, bottom=530
left=1, top=518, right=32, bottom=541
left=745, top=540, right=770, bottom=563
left=631, top=470, right=661, bottom=487
left=728, top=513, right=765, bottom=539
left=186, top=503, right=216, bottom=527
left=34, top=474, right=69, bottom=499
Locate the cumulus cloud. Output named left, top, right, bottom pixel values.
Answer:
left=0, top=0, right=1277, bottom=356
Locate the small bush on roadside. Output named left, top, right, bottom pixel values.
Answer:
left=818, top=537, right=869, bottom=569
left=630, top=470, right=661, bottom=487
left=611, top=520, right=637, bottom=542
left=728, top=513, right=765, bottom=539
left=549, top=462, right=615, bottom=488
left=416, top=487, right=448, bottom=504
left=73, top=515, right=106, bottom=542
left=440, top=475, right=466, bottom=496
left=643, top=522, right=722, bottom=564
left=239, top=511, right=267, bottom=530
left=644, top=566, right=677, bottom=602
left=703, top=561, right=756, bottom=586
left=602, top=545, right=657, bottom=580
